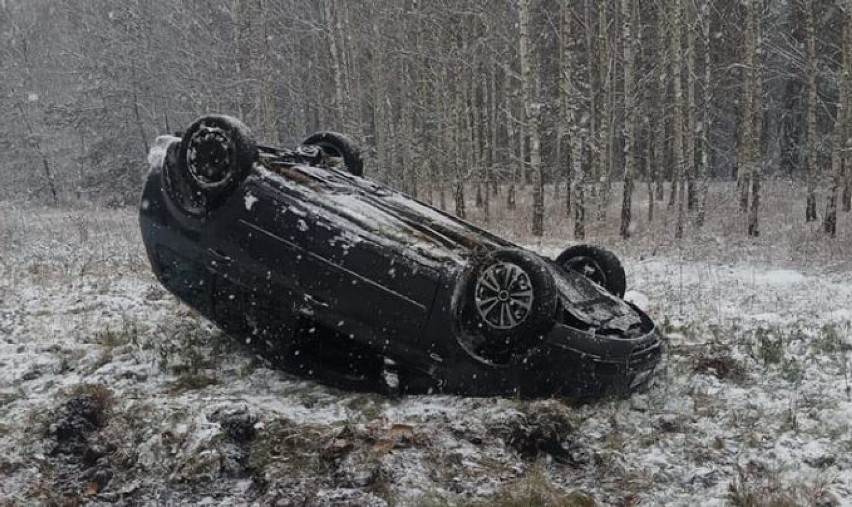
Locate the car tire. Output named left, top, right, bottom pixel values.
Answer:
left=556, top=244, right=626, bottom=297
left=463, top=249, right=558, bottom=360
left=302, top=131, right=364, bottom=177
left=166, top=115, right=257, bottom=215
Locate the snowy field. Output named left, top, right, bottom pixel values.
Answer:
left=2, top=204, right=852, bottom=505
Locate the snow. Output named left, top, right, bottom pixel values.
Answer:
left=2, top=208, right=852, bottom=504
left=623, top=258, right=852, bottom=326
left=753, top=269, right=807, bottom=285
left=146, top=135, right=177, bottom=171
left=623, top=289, right=650, bottom=312
left=244, top=192, right=258, bottom=211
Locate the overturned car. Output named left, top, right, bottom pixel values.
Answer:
left=139, top=115, right=661, bottom=398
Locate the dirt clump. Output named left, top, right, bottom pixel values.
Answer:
left=45, top=387, right=116, bottom=498
left=491, top=399, right=590, bottom=465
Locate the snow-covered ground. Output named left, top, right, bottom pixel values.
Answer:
left=2, top=206, right=852, bottom=505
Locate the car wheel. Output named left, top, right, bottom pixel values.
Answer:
left=166, top=115, right=257, bottom=215
left=302, top=131, right=364, bottom=177
left=556, top=244, right=626, bottom=297
left=464, top=249, right=558, bottom=360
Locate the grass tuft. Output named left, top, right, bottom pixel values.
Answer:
left=478, top=464, right=596, bottom=507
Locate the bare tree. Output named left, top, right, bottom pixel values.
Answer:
left=747, top=0, right=763, bottom=237
left=826, top=0, right=851, bottom=236
left=619, top=0, right=636, bottom=238
left=685, top=0, right=697, bottom=211
left=696, top=0, right=712, bottom=227
left=739, top=0, right=755, bottom=213
left=559, top=0, right=575, bottom=218
left=598, top=0, right=613, bottom=219
left=519, top=0, right=544, bottom=236
left=653, top=0, right=669, bottom=208
left=672, top=0, right=686, bottom=239
left=804, top=0, right=819, bottom=222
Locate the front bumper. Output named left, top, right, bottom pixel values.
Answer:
left=521, top=322, right=661, bottom=398
left=436, top=322, right=662, bottom=399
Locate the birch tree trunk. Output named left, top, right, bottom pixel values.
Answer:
left=519, top=0, right=544, bottom=236
left=575, top=0, right=594, bottom=240
left=668, top=0, right=681, bottom=212
left=619, top=0, right=635, bottom=238
left=324, top=0, right=346, bottom=128
left=17, top=102, right=57, bottom=203
left=508, top=102, right=519, bottom=210
left=598, top=0, right=612, bottom=219
left=575, top=147, right=586, bottom=239
left=233, top=0, right=252, bottom=120
left=672, top=0, right=686, bottom=238
left=825, top=0, right=850, bottom=236
left=287, top=0, right=306, bottom=141
left=804, top=0, right=819, bottom=222
left=453, top=64, right=466, bottom=219
left=369, top=10, right=388, bottom=180
left=560, top=0, right=584, bottom=219
left=400, top=9, right=416, bottom=197
left=585, top=0, right=598, bottom=208
left=259, top=0, right=278, bottom=144
left=845, top=23, right=852, bottom=214
left=486, top=62, right=498, bottom=222
left=686, top=2, right=697, bottom=211
left=339, top=2, right=362, bottom=141
left=696, top=0, right=712, bottom=227
left=738, top=0, right=756, bottom=213
left=654, top=0, right=668, bottom=205
left=747, top=0, right=763, bottom=237
left=641, top=4, right=654, bottom=223
left=559, top=0, right=573, bottom=218
left=471, top=76, right=483, bottom=209
left=844, top=156, right=852, bottom=212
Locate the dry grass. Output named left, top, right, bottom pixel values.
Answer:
left=727, top=464, right=836, bottom=507
left=466, top=465, right=596, bottom=507
left=0, top=201, right=146, bottom=287
left=413, top=464, right=596, bottom=507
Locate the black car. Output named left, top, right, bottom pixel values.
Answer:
left=139, top=115, right=661, bottom=398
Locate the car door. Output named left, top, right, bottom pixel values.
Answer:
left=213, top=171, right=439, bottom=359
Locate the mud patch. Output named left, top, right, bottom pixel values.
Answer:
left=692, top=348, right=749, bottom=384
left=45, top=386, right=115, bottom=498
left=491, top=400, right=589, bottom=465
left=209, top=407, right=261, bottom=479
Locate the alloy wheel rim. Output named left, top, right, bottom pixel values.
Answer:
left=474, top=262, right=534, bottom=330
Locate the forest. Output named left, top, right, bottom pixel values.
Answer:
left=1, top=0, right=851, bottom=240
left=5, top=2, right=852, bottom=505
